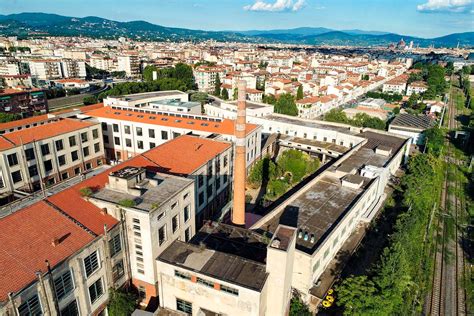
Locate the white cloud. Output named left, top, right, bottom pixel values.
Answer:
left=417, top=0, right=473, bottom=13
left=244, top=0, right=306, bottom=12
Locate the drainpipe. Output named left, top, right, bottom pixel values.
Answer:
left=7, top=293, right=19, bottom=316
left=36, top=271, right=52, bottom=315
left=45, top=260, right=60, bottom=314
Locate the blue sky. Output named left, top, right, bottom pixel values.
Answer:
left=2, top=0, right=473, bottom=37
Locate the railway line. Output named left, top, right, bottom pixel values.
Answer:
left=427, top=80, right=467, bottom=316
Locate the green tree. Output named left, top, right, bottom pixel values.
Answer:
left=325, top=108, right=350, bottom=124
left=337, top=276, right=379, bottom=315
left=83, top=95, right=98, bottom=105
left=248, top=157, right=278, bottom=188
left=262, top=94, right=276, bottom=105
left=407, top=93, right=419, bottom=108
left=214, top=74, right=221, bottom=96
left=393, top=107, right=400, bottom=114
left=0, top=113, right=21, bottom=123
left=274, top=93, right=298, bottom=116
left=108, top=288, right=137, bottom=316
left=174, top=63, right=196, bottom=90
left=296, top=85, right=304, bottom=100
left=143, top=65, right=158, bottom=82
left=424, top=127, right=445, bottom=156
left=221, top=88, right=229, bottom=100
left=289, top=296, right=312, bottom=316
left=233, top=88, right=238, bottom=100
left=190, top=92, right=208, bottom=104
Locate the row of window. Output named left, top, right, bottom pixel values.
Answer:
left=174, top=270, right=239, bottom=296
left=105, top=123, right=171, bottom=141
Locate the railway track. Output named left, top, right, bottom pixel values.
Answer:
left=427, top=80, right=467, bottom=316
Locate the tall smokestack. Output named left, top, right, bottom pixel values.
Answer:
left=232, top=80, right=247, bottom=226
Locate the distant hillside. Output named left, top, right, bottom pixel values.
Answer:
left=0, top=12, right=472, bottom=47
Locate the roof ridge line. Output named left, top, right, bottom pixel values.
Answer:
left=43, top=199, right=99, bottom=237
left=0, top=134, right=16, bottom=146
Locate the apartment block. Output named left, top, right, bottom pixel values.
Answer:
left=84, top=103, right=261, bottom=170
left=0, top=118, right=105, bottom=203
left=194, top=65, right=226, bottom=93
left=117, top=54, right=140, bottom=78
left=0, top=198, right=126, bottom=316
left=0, top=87, right=48, bottom=115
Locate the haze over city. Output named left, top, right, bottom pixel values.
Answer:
left=0, top=1, right=473, bottom=316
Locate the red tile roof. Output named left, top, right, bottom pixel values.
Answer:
left=0, top=88, right=43, bottom=96
left=85, top=106, right=259, bottom=136
left=0, top=114, right=51, bottom=131
left=142, top=135, right=231, bottom=176
left=0, top=119, right=97, bottom=150
left=0, top=201, right=95, bottom=302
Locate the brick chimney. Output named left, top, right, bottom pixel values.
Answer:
left=232, top=80, right=247, bottom=226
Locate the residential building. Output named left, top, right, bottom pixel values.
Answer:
left=117, top=54, right=140, bottom=78
left=27, top=60, right=63, bottom=80
left=406, top=81, right=428, bottom=96
left=0, top=87, right=48, bottom=115
left=0, top=118, right=105, bottom=203
left=194, top=65, right=226, bottom=93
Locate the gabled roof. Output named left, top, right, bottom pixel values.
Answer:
left=0, top=201, right=95, bottom=302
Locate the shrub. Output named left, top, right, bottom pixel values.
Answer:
left=119, top=199, right=136, bottom=208
left=79, top=187, right=93, bottom=197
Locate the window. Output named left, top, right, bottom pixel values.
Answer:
left=125, top=139, right=132, bottom=147
left=74, top=167, right=81, bottom=175
left=24, top=148, right=35, bottom=161
left=54, top=270, right=74, bottom=301
left=149, top=142, right=156, bottom=149
left=18, top=294, right=42, bottom=316
left=81, top=132, right=88, bottom=143
left=207, top=163, right=213, bottom=179
left=136, top=127, right=143, bottom=136
left=11, top=170, right=22, bottom=184
left=176, top=299, right=192, bottom=315
left=109, top=234, right=122, bottom=257
left=69, top=136, right=77, bottom=147
left=101, top=122, right=108, bottom=131
left=207, top=184, right=213, bottom=198
left=103, top=135, right=109, bottom=144
left=183, top=205, right=190, bottom=222
left=124, top=125, right=131, bottom=134
left=137, top=141, right=144, bottom=150
left=312, top=259, right=320, bottom=272
left=198, top=192, right=204, bottom=206
left=174, top=270, right=191, bottom=280
left=41, top=144, right=50, bottom=156
left=71, top=151, right=79, bottom=162
left=221, top=285, right=239, bottom=296
left=198, top=174, right=204, bottom=187
left=133, top=218, right=140, bottom=224
left=7, top=153, right=18, bottom=166
left=216, top=177, right=221, bottom=190
left=113, top=124, right=119, bottom=133
left=92, top=129, right=99, bottom=139
left=161, top=130, right=168, bottom=140
left=114, top=137, right=120, bottom=145
left=44, top=160, right=53, bottom=172
left=60, top=299, right=78, bottom=316
left=62, top=172, right=69, bottom=180
left=83, top=146, right=90, bottom=157
left=94, top=143, right=101, bottom=153
left=197, top=277, right=214, bottom=288
left=112, top=260, right=125, bottom=282
left=83, top=251, right=100, bottom=278
left=172, top=214, right=179, bottom=233
left=223, top=155, right=228, bottom=167
left=28, top=165, right=38, bottom=177
left=58, top=155, right=66, bottom=166
left=158, top=225, right=166, bottom=245
left=185, top=227, right=191, bottom=242
left=148, top=129, right=155, bottom=138
left=55, top=139, right=64, bottom=151
left=88, top=278, right=103, bottom=304
left=138, top=286, right=146, bottom=300
left=173, top=132, right=180, bottom=139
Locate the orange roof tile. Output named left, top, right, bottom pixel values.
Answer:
left=86, top=107, right=259, bottom=136
left=0, top=119, right=97, bottom=150
left=0, top=114, right=51, bottom=131
left=0, top=201, right=95, bottom=302
left=142, top=135, right=231, bottom=176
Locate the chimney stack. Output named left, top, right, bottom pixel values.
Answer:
left=232, top=80, right=247, bottom=226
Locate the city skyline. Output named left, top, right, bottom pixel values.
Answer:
left=2, top=0, right=473, bottom=38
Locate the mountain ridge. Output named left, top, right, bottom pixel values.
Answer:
left=0, top=12, right=472, bottom=47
